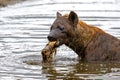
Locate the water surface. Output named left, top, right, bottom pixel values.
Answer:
left=0, top=0, right=120, bottom=80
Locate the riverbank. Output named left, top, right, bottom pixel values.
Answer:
left=0, top=0, right=26, bottom=7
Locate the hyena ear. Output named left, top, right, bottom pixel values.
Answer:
left=68, top=11, right=78, bottom=28
left=57, top=12, right=62, bottom=18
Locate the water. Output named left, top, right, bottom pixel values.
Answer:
left=0, top=0, right=120, bottom=80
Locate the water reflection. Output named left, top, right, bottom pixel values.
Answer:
left=40, top=61, right=120, bottom=79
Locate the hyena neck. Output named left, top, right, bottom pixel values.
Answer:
left=65, top=21, right=95, bottom=58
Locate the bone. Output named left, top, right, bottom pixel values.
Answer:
left=41, top=41, right=57, bottom=62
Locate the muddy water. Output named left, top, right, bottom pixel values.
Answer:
left=0, top=0, right=120, bottom=80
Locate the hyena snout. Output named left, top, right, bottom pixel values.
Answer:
left=47, top=35, right=57, bottom=41
left=47, top=29, right=61, bottom=41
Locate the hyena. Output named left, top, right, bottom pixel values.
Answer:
left=47, top=11, right=120, bottom=61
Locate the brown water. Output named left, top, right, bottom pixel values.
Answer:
left=0, top=0, right=120, bottom=80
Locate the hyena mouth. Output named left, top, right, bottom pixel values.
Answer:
left=54, top=39, right=63, bottom=47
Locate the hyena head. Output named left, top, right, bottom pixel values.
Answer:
left=47, top=11, right=79, bottom=47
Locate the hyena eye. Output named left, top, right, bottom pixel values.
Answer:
left=57, top=26, right=64, bottom=31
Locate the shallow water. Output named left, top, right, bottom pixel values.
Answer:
left=0, top=0, right=120, bottom=80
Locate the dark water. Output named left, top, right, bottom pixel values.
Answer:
left=0, top=0, right=120, bottom=80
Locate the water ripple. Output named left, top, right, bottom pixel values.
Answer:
left=0, top=0, right=120, bottom=80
